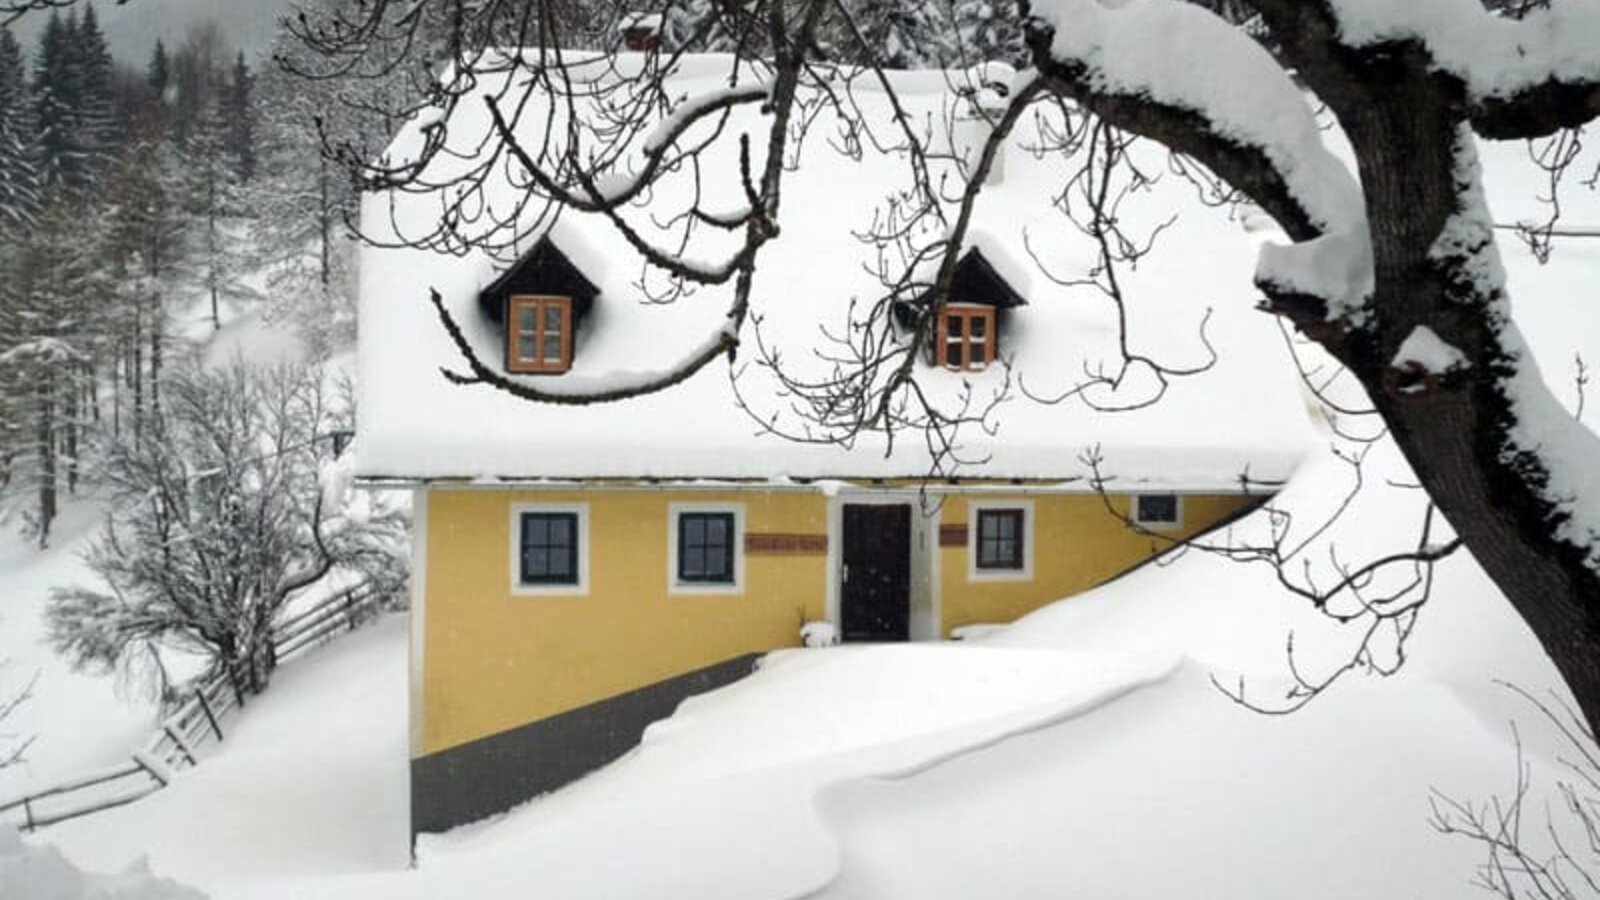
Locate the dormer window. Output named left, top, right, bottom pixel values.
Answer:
left=937, top=304, right=996, bottom=372
left=507, top=295, right=573, bottom=374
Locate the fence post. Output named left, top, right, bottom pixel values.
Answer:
left=196, top=687, right=224, bottom=743
left=163, top=725, right=196, bottom=767
left=226, top=662, right=246, bottom=710
left=134, top=753, right=169, bottom=787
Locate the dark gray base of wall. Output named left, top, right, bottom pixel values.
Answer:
left=411, top=653, right=761, bottom=839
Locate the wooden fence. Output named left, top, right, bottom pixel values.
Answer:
left=0, top=579, right=391, bottom=832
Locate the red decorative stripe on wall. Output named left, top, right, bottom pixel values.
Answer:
left=939, top=524, right=968, bottom=547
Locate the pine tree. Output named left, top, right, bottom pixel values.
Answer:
left=74, top=3, right=119, bottom=170
left=952, top=0, right=1025, bottom=67
left=845, top=0, right=951, bottom=69
left=0, top=27, right=38, bottom=234
left=185, top=93, right=250, bottom=331
left=223, top=51, right=256, bottom=183
left=31, top=11, right=81, bottom=191
left=0, top=198, right=104, bottom=546
left=663, top=0, right=739, bottom=53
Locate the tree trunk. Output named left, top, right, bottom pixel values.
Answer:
left=36, top=371, right=54, bottom=549
left=319, top=156, right=331, bottom=288
left=1324, top=83, right=1600, bottom=737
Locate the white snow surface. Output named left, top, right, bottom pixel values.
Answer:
left=1030, top=0, right=1365, bottom=234
left=0, top=506, right=160, bottom=800
left=1329, top=0, right=1600, bottom=100
left=1393, top=325, right=1470, bottom=374
left=357, top=54, right=1317, bottom=486
left=0, top=826, right=206, bottom=900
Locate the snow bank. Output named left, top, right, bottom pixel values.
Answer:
left=0, top=826, right=206, bottom=900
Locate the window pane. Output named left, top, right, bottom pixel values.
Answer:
left=521, top=513, right=579, bottom=583
left=970, top=316, right=986, bottom=338
left=525, top=515, right=549, bottom=544
left=519, top=335, right=536, bottom=361
left=1138, top=494, right=1178, bottom=523
left=545, top=305, right=562, bottom=330
left=946, top=342, right=963, bottom=367
left=977, top=510, right=1023, bottom=569
left=520, top=305, right=536, bottom=330
left=970, top=341, right=987, bottom=366
left=706, top=547, right=728, bottom=578
left=544, top=333, right=562, bottom=362
left=947, top=315, right=964, bottom=337
left=679, top=513, right=735, bottom=583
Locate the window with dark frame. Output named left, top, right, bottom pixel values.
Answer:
left=507, top=295, right=573, bottom=374
left=677, top=512, right=736, bottom=584
left=519, top=512, right=579, bottom=585
left=975, top=508, right=1025, bottom=570
left=1135, top=494, right=1180, bottom=526
left=937, top=305, right=996, bottom=372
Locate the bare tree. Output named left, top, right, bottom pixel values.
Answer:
left=46, top=360, right=409, bottom=696
left=0, top=659, right=33, bottom=770
left=1431, top=684, right=1600, bottom=899
left=298, top=0, right=1600, bottom=738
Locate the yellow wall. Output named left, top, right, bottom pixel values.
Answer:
left=419, top=486, right=1259, bottom=757
left=420, top=488, right=828, bottom=757
left=937, top=493, right=1257, bottom=636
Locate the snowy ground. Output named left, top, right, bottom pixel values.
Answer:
left=0, top=503, right=160, bottom=799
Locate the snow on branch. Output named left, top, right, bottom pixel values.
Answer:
left=1028, top=0, right=1364, bottom=234
left=1023, top=0, right=1375, bottom=323
left=1327, top=0, right=1600, bottom=105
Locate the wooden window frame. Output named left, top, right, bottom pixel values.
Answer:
left=509, top=503, right=590, bottom=596
left=975, top=508, right=1025, bottom=570
left=967, top=499, right=1034, bottom=582
left=936, top=304, right=997, bottom=372
left=668, top=502, right=745, bottom=595
left=677, top=512, right=737, bottom=584
left=518, top=511, right=581, bottom=585
left=507, top=294, right=573, bottom=374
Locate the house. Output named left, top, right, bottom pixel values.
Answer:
left=355, top=53, right=1315, bottom=838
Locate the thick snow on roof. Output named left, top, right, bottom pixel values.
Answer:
left=356, top=53, right=1322, bottom=485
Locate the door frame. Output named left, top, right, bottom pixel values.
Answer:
left=825, top=491, right=939, bottom=642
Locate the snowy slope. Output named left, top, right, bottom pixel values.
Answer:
left=0, top=505, right=159, bottom=799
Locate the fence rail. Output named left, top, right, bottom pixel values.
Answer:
left=0, top=579, right=392, bottom=832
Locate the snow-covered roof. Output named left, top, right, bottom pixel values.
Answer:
left=356, top=53, right=1321, bottom=486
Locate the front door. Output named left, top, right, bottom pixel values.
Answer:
left=840, top=503, right=912, bottom=642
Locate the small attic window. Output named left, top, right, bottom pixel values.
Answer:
left=937, top=305, right=996, bottom=372
left=507, top=295, right=573, bottom=374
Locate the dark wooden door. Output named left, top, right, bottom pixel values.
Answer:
left=841, top=504, right=912, bottom=642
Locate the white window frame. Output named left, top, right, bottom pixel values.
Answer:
left=967, top=498, right=1034, bottom=582
left=509, top=502, right=590, bottom=596
left=668, top=502, right=746, bottom=595
left=1132, top=493, right=1183, bottom=530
